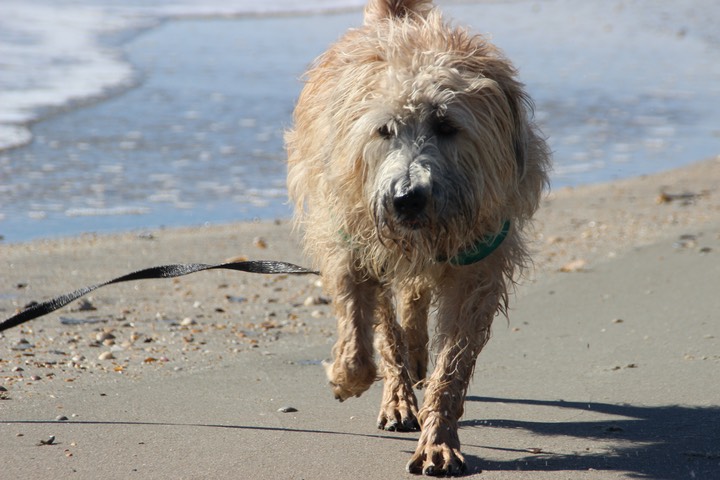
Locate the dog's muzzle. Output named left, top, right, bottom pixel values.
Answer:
left=392, top=185, right=429, bottom=229
left=390, top=159, right=432, bottom=229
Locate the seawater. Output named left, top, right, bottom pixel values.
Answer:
left=1, top=0, right=719, bottom=242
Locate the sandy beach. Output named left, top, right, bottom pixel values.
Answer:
left=1, top=155, right=719, bottom=479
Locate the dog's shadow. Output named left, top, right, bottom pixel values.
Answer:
left=461, top=396, right=720, bottom=479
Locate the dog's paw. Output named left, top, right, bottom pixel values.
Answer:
left=406, top=413, right=466, bottom=476
left=406, top=443, right=466, bottom=476
left=328, top=380, right=372, bottom=402
left=377, top=378, right=420, bottom=432
left=323, top=358, right=377, bottom=402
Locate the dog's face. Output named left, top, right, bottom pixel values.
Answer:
left=323, top=14, right=539, bottom=260
left=364, top=73, right=515, bottom=243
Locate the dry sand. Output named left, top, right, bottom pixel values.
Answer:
left=1, top=156, right=719, bottom=479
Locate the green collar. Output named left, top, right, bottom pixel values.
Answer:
left=339, top=220, right=511, bottom=266
left=448, top=220, right=511, bottom=266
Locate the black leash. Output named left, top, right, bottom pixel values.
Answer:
left=1, top=260, right=319, bottom=333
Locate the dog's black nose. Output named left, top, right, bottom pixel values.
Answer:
left=393, top=188, right=428, bottom=219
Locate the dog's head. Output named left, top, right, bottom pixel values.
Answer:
left=292, top=0, right=549, bottom=265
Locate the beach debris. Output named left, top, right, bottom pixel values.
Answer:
left=76, top=299, right=97, bottom=311
left=56, top=415, right=69, bottom=421
left=180, top=317, right=197, bottom=326
left=303, top=295, right=330, bottom=306
left=223, top=255, right=249, bottom=263
left=37, top=435, right=56, bottom=446
left=611, top=363, right=638, bottom=371
left=96, top=331, right=115, bottom=342
left=611, top=318, right=624, bottom=324
left=559, top=258, right=587, bottom=272
left=277, top=406, right=298, bottom=413
left=656, top=189, right=706, bottom=205
left=526, top=448, right=544, bottom=454
left=11, top=338, right=34, bottom=351
left=253, top=236, right=268, bottom=249
left=98, top=351, right=114, bottom=361
left=60, top=316, right=106, bottom=325
left=225, top=295, right=247, bottom=304
left=673, top=234, right=697, bottom=249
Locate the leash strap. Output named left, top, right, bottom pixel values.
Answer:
left=1, top=260, right=319, bottom=333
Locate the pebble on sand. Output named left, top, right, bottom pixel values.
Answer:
left=98, top=351, right=115, bottom=361
left=181, top=317, right=197, bottom=326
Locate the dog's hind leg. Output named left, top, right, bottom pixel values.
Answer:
left=324, top=259, right=380, bottom=401
left=375, top=286, right=420, bottom=432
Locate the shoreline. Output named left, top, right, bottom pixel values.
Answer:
left=4, top=153, right=719, bottom=267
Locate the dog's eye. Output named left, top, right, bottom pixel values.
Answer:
left=435, top=120, right=459, bottom=137
left=377, top=124, right=394, bottom=139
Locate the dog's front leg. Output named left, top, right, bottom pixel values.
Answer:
left=375, top=287, right=420, bottom=432
left=324, top=260, right=380, bottom=401
left=406, top=269, right=501, bottom=476
left=398, top=278, right=431, bottom=386
left=374, top=278, right=431, bottom=431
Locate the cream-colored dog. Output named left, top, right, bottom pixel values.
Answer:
left=286, top=0, right=550, bottom=475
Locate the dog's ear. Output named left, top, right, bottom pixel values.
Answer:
left=507, top=91, right=533, bottom=180
left=364, top=0, right=433, bottom=23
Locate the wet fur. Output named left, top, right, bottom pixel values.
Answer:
left=286, top=0, right=550, bottom=475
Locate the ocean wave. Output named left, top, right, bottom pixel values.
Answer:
left=65, top=206, right=151, bottom=217
left=0, top=0, right=366, bottom=152
left=0, top=3, right=155, bottom=150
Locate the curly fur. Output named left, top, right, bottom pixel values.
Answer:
left=286, top=0, right=550, bottom=475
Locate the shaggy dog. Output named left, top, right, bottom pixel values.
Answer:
left=286, top=0, right=550, bottom=475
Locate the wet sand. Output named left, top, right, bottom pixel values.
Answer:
left=1, top=155, right=719, bottom=479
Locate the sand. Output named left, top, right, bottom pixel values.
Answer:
left=1, top=156, right=719, bottom=479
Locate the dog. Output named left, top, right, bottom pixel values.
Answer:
left=286, top=0, right=550, bottom=475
